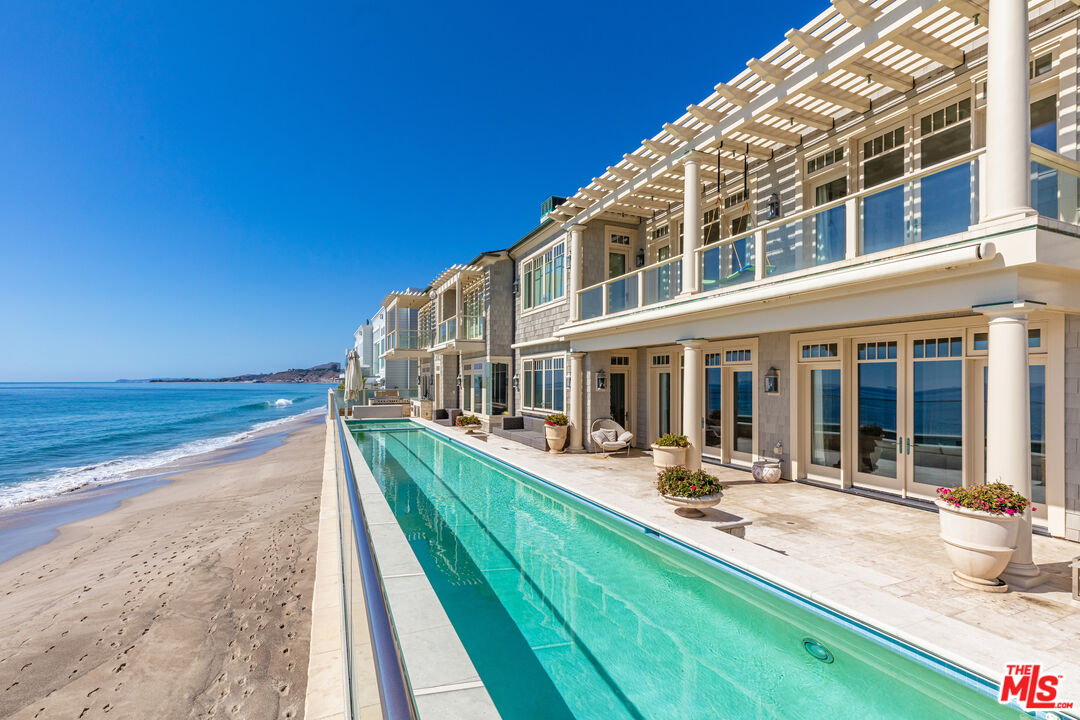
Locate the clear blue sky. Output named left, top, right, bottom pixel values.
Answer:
left=0, top=1, right=815, bottom=381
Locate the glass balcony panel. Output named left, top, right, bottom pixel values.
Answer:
left=861, top=185, right=906, bottom=254
left=580, top=286, right=603, bottom=320
left=606, top=275, right=638, bottom=314
left=919, top=162, right=972, bottom=241
left=1032, top=161, right=1080, bottom=223
left=765, top=206, right=847, bottom=278
left=643, top=260, right=681, bottom=306
left=701, top=237, right=755, bottom=292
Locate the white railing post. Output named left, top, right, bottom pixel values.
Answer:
left=754, top=230, right=766, bottom=281
left=845, top=197, right=859, bottom=259
left=636, top=269, right=645, bottom=308
left=601, top=283, right=609, bottom=316
left=569, top=224, right=586, bottom=322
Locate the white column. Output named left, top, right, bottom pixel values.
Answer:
left=568, top=225, right=586, bottom=321
left=983, top=0, right=1034, bottom=221
left=983, top=302, right=1041, bottom=589
left=680, top=340, right=706, bottom=471
left=680, top=152, right=708, bottom=295
left=568, top=352, right=585, bottom=451
left=454, top=277, right=463, bottom=338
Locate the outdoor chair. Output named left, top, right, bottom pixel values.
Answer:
left=590, top=418, right=633, bottom=458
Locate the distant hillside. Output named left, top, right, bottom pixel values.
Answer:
left=141, top=362, right=341, bottom=384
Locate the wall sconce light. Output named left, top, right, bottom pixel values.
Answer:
left=566, top=373, right=571, bottom=390
left=456, top=375, right=462, bottom=388
left=595, top=368, right=607, bottom=391
left=764, top=367, right=780, bottom=394
left=512, top=374, right=519, bottom=390
left=636, top=248, right=645, bottom=267
left=775, top=440, right=784, bottom=457
left=767, top=193, right=781, bottom=220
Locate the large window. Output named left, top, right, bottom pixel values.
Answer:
left=522, top=356, right=564, bottom=412
left=522, top=242, right=565, bottom=311
left=919, top=98, right=972, bottom=241
left=862, top=127, right=906, bottom=254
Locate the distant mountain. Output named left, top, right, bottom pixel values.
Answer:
left=136, top=362, right=342, bottom=384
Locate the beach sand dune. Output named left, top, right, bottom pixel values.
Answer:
left=0, top=421, right=325, bottom=720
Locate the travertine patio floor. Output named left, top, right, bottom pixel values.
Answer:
left=422, top=422, right=1080, bottom=674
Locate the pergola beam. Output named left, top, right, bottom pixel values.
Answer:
left=663, top=122, right=700, bottom=144
left=593, top=176, right=623, bottom=191
left=785, top=28, right=831, bottom=59
left=847, top=57, right=914, bottom=92
left=623, top=153, right=656, bottom=170
left=732, top=121, right=802, bottom=147
left=893, top=29, right=965, bottom=68
left=832, top=0, right=881, bottom=28
left=714, top=82, right=756, bottom=106
left=687, top=104, right=725, bottom=126
left=642, top=139, right=682, bottom=156
left=766, top=103, right=835, bottom=131
left=801, top=82, right=872, bottom=112
left=607, top=165, right=639, bottom=182
left=747, top=58, right=792, bottom=85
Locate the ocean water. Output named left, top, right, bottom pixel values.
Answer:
left=0, top=382, right=332, bottom=509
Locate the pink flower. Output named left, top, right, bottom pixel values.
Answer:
left=1006, top=509, right=1015, bottom=515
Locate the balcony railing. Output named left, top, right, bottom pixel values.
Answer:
left=579, top=254, right=682, bottom=321
left=382, top=330, right=419, bottom=354
left=435, top=315, right=485, bottom=344
left=574, top=145, right=1079, bottom=324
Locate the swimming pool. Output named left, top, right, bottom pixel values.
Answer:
left=350, top=420, right=1025, bottom=719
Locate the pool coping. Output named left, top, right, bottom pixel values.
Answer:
left=339, top=416, right=501, bottom=719
left=405, top=417, right=1080, bottom=719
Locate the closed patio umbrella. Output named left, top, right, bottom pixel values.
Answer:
left=344, top=350, right=361, bottom=403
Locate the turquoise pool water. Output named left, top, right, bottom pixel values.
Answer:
left=350, top=421, right=1024, bottom=719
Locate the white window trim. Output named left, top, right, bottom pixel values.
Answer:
left=519, top=237, right=567, bottom=314
left=520, top=352, right=567, bottom=414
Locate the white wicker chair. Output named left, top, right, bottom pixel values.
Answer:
left=590, top=418, right=633, bottom=458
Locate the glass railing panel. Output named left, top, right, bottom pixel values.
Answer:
left=461, top=316, right=483, bottom=340
left=701, top=237, right=755, bottom=292
left=861, top=184, right=906, bottom=254
left=643, top=260, right=682, bottom=306
left=1032, top=161, right=1080, bottom=224
left=765, top=206, right=847, bottom=278
left=580, top=286, right=603, bottom=320
left=919, top=162, right=973, bottom=242
left=606, top=275, right=638, bottom=314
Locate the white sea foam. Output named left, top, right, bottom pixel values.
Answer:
left=274, top=398, right=293, bottom=407
left=0, top=407, right=323, bottom=510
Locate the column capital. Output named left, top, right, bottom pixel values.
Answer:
left=973, top=300, right=1045, bottom=318
left=679, top=150, right=713, bottom=167
left=568, top=224, right=587, bottom=233
left=678, top=338, right=708, bottom=348
left=568, top=351, right=587, bottom=359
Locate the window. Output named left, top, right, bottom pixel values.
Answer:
left=610, top=232, right=631, bottom=246
left=651, top=354, right=670, bottom=366
left=913, top=337, right=963, bottom=359
left=857, top=341, right=897, bottom=360
left=919, top=99, right=971, bottom=167
left=610, top=355, right=630, bottom=366
left=652, top=225, right=669, bottom=240
left=522, top=356, right=564, bottom=411
left=814, top=177, right=847, bottom=205
left=521, top=242, right=566, bottom=310
left=1029, top=53, right=1052, bottom=79
left=489, top=362, right=508, bottom=415
left=704, top=207, right=723, bottom=244
left=724, top=191, right=747, bottom=209
left=807, top=147, right=844, bottom=175
left=863, top=128, right=905, bottom=187
left=725, top=349, right=751, bottom=363
left=1031, top=96, right=1057, bottom=152
left=608, top=230, right=632, bottom=279
left=801, top=343, right=839, bottom=359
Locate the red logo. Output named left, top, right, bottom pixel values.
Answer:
left=999, top=665, right=1073, bottom=711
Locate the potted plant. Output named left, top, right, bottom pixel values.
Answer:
left=651, top=434, right=689, bottom=470
left=657, top=466, right=724, bottom=518
left=455, top=415, right=482, bottom=433
left=936, top=483, right=1030, bottom=592
left=544, top=413, right=569, bottom=453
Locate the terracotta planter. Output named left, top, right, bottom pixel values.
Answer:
left=660, top=492, right=723, bottom=518
left=651, top=444, right=688, bottom=470
left=936, top=499, right=1020, bottom=592
left=752, top=459, right=782, bottom=483
left=545, top=424, right=568, bottom=453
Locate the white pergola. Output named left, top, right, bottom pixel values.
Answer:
left=545, top=0, right=1060, bottom=227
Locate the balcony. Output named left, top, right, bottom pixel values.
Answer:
left=432, top=314, right=485, bottom=352
left=573, top=146, right=1080, bottom=325
left=380, top=330, right=424, bottom=360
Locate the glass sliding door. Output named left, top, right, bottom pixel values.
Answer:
left=704, top=360, right=723, bottom=454
left=731, top=371, right=753, bottom=458
left=649, top=352, right=679, bottom=442
left=809, top=367, right=842, bottom=469
left=657, top=373, right=672, bottom=436
left=610, top=372, right=628, bottom=429
left=853, top=339, right=902, bottom=492
left=907, top=335, right=964, bottom=499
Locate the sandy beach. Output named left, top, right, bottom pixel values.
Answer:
left=0, top=415, right=326, bottom=719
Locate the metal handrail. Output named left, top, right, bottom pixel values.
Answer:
left=331, top=395, right=414, bottom=720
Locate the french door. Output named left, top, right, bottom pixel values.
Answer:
left=649, top=352, right=680, bottom=442
left=609, top=354, right=632, bottom=432
left=852, top=337, right=903, bottom=493
left=802, top=362, right=843, bottom=479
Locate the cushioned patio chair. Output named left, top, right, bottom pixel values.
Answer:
left=590, top=418, right=633, bottom=458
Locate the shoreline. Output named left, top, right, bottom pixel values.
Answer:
left=0, top=417, right=326, bottom=719
left=0, top=408, right=324, bottom=566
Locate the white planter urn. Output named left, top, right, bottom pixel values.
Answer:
left=651, top=444, right=688, bottom=470
left=752, top=459, right=782, bottom=483
left=936, top=499, right=1020, bottom=592
left=545, top=424, right=568, bottom=453
left=660, top=492, right=723, bottom=518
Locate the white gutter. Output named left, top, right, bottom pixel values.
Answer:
left=511, top=336, right=566, bottom=349
left=559, top=241, right=997, bottom=340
